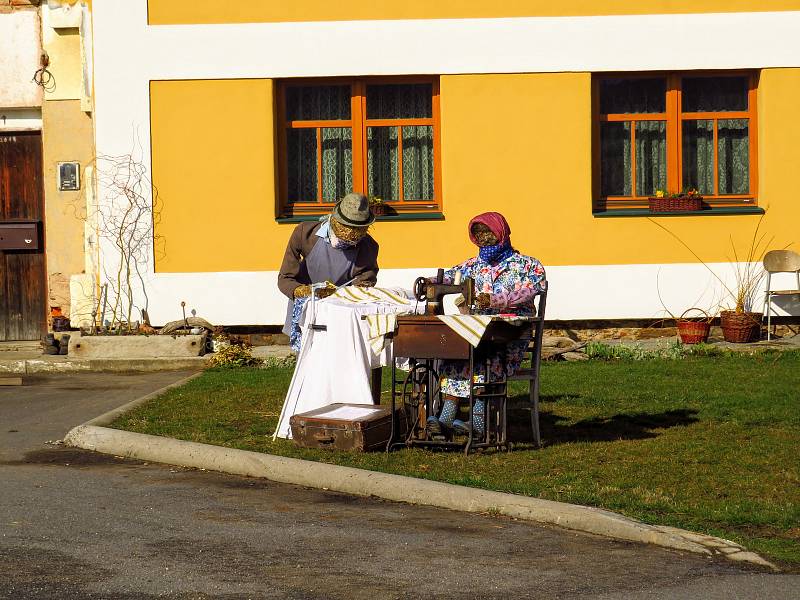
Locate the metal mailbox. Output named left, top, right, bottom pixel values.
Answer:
left=0, top=221, right=40, bottom=250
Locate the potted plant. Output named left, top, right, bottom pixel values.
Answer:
left=717, top=219, right=772, bottom=343
left=649, top=189, right=703, bottom=213
left=719, top=261, right=766, bottom=344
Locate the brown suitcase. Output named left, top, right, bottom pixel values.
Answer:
left=290, top=403, right=399, bottom=451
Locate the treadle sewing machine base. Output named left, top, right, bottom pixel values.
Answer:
left=386, top=315, right=534, bottom=455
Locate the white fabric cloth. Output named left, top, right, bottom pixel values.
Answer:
left=274, top=290, right=420, bottom=439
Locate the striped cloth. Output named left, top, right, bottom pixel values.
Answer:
left=435, top=315, right=533, bottom=347
left=331, top=286, right=412, bottom=305
left=436, top=314, right=494, bottom=347
left=365, top=312, right=401, bottom=354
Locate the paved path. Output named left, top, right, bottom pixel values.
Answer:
left=1, top=372, right=797, bottom=599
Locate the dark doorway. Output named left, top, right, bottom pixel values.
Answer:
left=0, top=131, right=46, bottom=341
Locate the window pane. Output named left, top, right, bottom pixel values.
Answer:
left=718, top=119, right=749, bottom=195
left=287, top=128, right=317, bottom=202
left=600, top=121, right=631, bottom=196
left=367, top=126, right=399, bottom=201
left=682, top=120, right=714, bottom=195
left=600, top=78, right=666, bottom=114
left=682, top=77, right=748, bottom=112
left=321, top=128, right=353, bottom=202
left=286, top=85, right=351, bottom=121
left=402, top=126, right=434, bottom=201
left=367, top=84, right=433, bottom=119
left=635, top=121, right=667, bottom=197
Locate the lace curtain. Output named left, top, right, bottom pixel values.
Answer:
left=635, top=121, right=667, bottom=196
left=287, top=83, right=434, bottom=203
left=717, top=119, right=749, bottom=194
left=600, top=75, right=750, bottom=199
left=682, top=119, right=749, bottom=195
left=287, top=86, right=352, bottom=203
left=600, top=121, right=666, bottom=197
left=366, top=84, right=434, bottom=202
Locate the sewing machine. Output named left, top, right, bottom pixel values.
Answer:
left=413, top=269, right=475, bottom=315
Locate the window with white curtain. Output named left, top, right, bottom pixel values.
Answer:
left=596, top=73, right=757, bottom=211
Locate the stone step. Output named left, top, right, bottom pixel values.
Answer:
left=0, top=341, right=41, bottom=353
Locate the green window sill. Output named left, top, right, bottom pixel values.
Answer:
left=593, top=206, right=765, bottom=218
left=276, top=212, right=445, bottom=224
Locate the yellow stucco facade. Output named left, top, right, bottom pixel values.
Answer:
left=147, top=0, right=800, bottom=24
left=41, top=100, right=94, bottom=309
left=40, top=1, right=94, bottom=318
left=150, top=69, right=800, bottom=273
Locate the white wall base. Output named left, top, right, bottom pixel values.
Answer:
left=133, top=263, right=787, bottom=327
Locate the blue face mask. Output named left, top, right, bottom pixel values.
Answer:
left=479, top=242, right=513, bottom=264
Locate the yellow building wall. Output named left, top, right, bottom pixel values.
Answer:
left=151, top=70, right=800, bottom=273
left=42, top=100, right=94, bottom=312
left=40, top=2, right=94, bottom=317
left=148, top=0, right=800, bottom=25
left=151, top=79, right=278, bottom=272
left=42, top=28, right=83, bottom=101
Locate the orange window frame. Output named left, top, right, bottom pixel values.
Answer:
left=594, top=72, right=758, bottom=210
left=277, top=77, right=442, bottom=217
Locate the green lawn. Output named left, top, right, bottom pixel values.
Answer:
left=112, top=352, right=800, bottom=567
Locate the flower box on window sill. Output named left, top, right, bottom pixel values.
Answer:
left=370, top=203, right=390, bottom=217
left=648, top=195, right=703, bottom=213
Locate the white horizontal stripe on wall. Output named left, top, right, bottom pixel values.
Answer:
left=134, top=264, right=789, bottom=327
left=96, top=3, right=800, bottom=81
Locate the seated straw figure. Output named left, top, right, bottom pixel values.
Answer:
left=426, top=212, right=546, bottom=437
left=278, top=193, right=379, bottom=352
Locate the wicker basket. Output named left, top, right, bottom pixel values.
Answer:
left=720, top=310, right=762, bottom=343
left=676, top=308, right=711, bottom=345
left=649, top=195, right=702, bottom=213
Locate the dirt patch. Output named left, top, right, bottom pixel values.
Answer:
left=207, top=477, right=272, bottom=491
left=0, top=448, right=140, bottom=467
left=0, top=546, right=112, bottom=591
left=59, top=385, right=128, bottom=392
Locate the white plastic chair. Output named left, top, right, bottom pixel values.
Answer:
left=762, top=250, right=800, bottom=340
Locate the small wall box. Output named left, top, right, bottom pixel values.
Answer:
left=57, top=162, right=80, bottom=191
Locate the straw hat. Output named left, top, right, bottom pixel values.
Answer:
left=331, top=193, right=375, bottom=227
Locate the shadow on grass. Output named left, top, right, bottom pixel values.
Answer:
left=539, top=393, right=582, bottom=403
left=507, top=407, right=700, bottom=446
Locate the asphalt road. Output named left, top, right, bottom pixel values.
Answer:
left=1, top=372, right=798, bottom=600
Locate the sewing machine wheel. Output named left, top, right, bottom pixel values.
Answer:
left=413, top=277, right=428, bottom=302
left=400, top=362, right=440, bottom=442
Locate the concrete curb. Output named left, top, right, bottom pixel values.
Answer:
left=0, top=357, right=209, bottom=374
left=63, top=425, right=777, bottom=571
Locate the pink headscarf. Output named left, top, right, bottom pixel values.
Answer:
left=468, top=212, right=511, bottom=247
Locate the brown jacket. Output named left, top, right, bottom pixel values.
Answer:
left=277, top=221, right=380, bottom=299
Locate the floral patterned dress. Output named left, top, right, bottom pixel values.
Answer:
left=439, top=252, right=546, bottom=398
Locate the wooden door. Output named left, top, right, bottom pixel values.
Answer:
left=0, top=132, right=46, bottom=341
